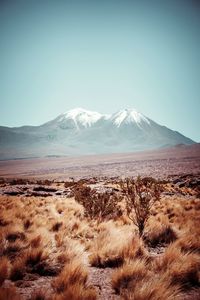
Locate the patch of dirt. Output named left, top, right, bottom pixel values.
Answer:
left=88, top=267, right=120, bottom=300
left=3, top=277, right=53, bottom=299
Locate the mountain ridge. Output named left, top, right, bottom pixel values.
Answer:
left=0, top=108, right=195, bottom=160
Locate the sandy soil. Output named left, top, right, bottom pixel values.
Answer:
left=0, top=144, right=199, bottom=180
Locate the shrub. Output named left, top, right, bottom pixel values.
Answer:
left=75, top=186, right=122, bottom=221
left=120, top=177, right=161, bottom=236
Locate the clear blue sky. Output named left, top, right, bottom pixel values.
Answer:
left=0, top=0, right=200, bottom=141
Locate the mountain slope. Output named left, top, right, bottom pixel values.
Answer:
left=0, top=108, right=195, bottom=159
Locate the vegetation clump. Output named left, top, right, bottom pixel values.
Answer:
left=120, top=176, right=161, bottom=236
left=75, top=185, right=122, bottom=221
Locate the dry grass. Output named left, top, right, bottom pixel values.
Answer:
left=52, top=259, right=97, bottom=299
left=0, top=286, right=21, bottom=300
left=154, top=244, right=200, bottom=289
left=121, top=276, right=182, bottom=300
left=0, top=177, right=199, bottom=299
left=0, top=257, right=10, bottom=286
left=51, top=284, right=97, bottom=300
left=52, top=260, right=88, bottom=293
left=89, top=223, right=145, bottom=268
left=143, top=221, right=178, bottom=247
left=30, top=290, right=47, bottom=300
left=112, top=259, right=149, bottom=294
left=112, top=258, right=182, bottom=299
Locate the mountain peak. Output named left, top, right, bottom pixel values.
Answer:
left=60, top=108, right=103, bottom=128
left=111, top=108, right=150, bottom=127
left=0, top=107, right=195, bottom=159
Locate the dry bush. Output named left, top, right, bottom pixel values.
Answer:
left=36, top=179, right=51, bottom=186
left=52, top=260, right=88, bottom=294
left=120, top=177, right=161, bottom=236
left=75, top=186, right=122, bottom=221
left=64, top=181, right=75, bottom=188
left=9, top=178, right=29, bottom=185
left=0, top=257, right=10, bottom=285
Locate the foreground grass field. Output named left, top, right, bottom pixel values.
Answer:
left=0, top=176, right=200, bottom=299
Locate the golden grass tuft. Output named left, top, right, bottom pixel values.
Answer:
left=121, top=275, right=182, bottom=300
left=174, top=233, right=200, bottom=254
left=89, top=225, right=147, bottom=268
left=30, top=290, right=47, bottom=300
left=51, top=284, right=97, bottom=300
left=143, top=221, right=178, bottom=247
left=112, top=259, right=149, bottom=294
left=154, top=244, right=200, bottom=289
left=0, top=286, right=21, bottom=300
left=52, top=260, right=88, bottom=294
left=10, top=258, right=26, bottom=281
left=0, top=178, right=200, bottom=300
left=0, top=257, right=10, bottom=286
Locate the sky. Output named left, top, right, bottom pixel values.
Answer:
left=0, top=0, right=200, bottom=142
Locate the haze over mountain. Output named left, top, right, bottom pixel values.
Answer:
left=0, top=108, right=195, bottom=160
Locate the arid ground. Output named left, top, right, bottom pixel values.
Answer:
left=0, top=144, right=200, bottom=180
left=0, top=144, right=200, bottom=300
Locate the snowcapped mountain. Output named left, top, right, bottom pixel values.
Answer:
left=110, top=108, right=150, bottom=128
left=57, top=108, right=106, bottom=129
left=0, top=108, right=195, bottom=159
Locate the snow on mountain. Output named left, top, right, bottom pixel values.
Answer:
left=58, top=108, right=105, bottom=129
left=57, top=107, right=150, bottom=129
left=0, top=107, right=195, bottom=159
left=110, top=108, right=150, bottom=127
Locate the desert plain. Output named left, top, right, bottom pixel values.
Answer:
left=0, top=144, right=200, bottom=300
